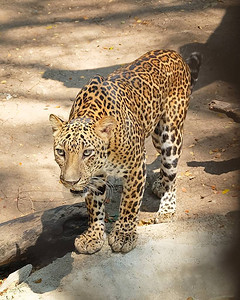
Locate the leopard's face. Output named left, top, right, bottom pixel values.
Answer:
left=49, top=114, right=116, bottom=192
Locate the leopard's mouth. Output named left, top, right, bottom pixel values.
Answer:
left=60, top=174, right=102, bottom=196
left=60, top=177, right=89, bottom=193
left=70, top=187, right=88, bottom=196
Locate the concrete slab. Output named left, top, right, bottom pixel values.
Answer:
left=1, top=218, right=237, bottom=300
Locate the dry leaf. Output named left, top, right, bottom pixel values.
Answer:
left=222, top=189, right=230, bottom=194
left=34, top=278, right=42, bottom=284
left=184, top=170, right=195, bottom=180
left=209, top=149, right=220, bottom=154
left=188, top=144, right=195, bottom=148
left=182, top=187, right=187, bottom=193
left=45, top=25, right=53, bottom=30
left=138, top=219, right=154, bottom=226
left=1, top=80, right=6, bottom=84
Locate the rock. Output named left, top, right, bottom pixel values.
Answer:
left=0, top=264, right=32, bottom=292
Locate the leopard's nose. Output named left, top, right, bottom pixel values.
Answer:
left=60, top=175, right=80, bottom=186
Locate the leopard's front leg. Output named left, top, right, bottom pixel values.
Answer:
left=108, top=158, right=146, bottom=253
left=75, top=182, right=106, bottom=254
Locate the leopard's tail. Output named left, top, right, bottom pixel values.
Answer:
left=186, top=52, right=202, bottom=88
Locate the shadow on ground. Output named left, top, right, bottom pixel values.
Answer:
left=187, top=157, right=240, bottom=175
left=0, top=1, right=220, bottom=38
left=180, top=5, right=240, bottom=295
left=0, top=203, right=88, bottom=293
left=180, top=4, right=240, bottom=91
left=43, top=65, right=121, bottom=89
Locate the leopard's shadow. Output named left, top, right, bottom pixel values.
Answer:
left=141, top=156, right=162, bottom=213
left=43, top=65, right=121, bottom=89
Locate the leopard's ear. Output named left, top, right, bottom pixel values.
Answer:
left=49, top=114, right=64, bottom=136
left=94, top=116, right=117, bottom=142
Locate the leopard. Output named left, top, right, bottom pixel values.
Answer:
left=49, top=49, right=201, bottom=254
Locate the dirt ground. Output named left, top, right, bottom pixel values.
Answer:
left=0, top=0, right=240, bottom=296
left=0, top=0, right=239, bottom=222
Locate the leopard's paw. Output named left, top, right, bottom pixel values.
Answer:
left=74, top=229, right=105, bottom=254
left=152, top=179, right=164, bottom=199
left=108, top=221, right=138, bottom=253
left=154, top=212, right=175, bottom=224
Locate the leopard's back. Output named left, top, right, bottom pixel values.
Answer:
left=106, top=50, right=192, bottom=135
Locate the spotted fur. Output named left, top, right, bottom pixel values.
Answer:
left=50, top=50, right=201, bottom=253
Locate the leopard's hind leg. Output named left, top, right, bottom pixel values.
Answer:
left=151, top=95, right=190, bottom=222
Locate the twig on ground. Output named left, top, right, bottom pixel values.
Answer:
left=16, top=187, right=24, bottom=214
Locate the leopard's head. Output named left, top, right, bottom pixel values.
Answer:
left=49, top=114, right=116, bottom=192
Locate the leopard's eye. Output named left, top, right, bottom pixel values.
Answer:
left=83, top=149, right=94, bottom=158
left=56, top=149, right=65, bottom=157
